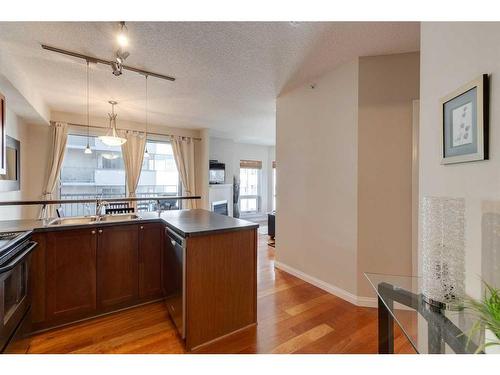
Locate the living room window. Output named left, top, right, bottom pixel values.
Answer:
left=239, top=160, right=262, bottom=214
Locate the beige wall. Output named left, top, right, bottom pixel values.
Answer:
left=276, top=60, right=359, bottom=296
left=420, top=23, right=500, bottom=298
left=0, top=108, right=28, bottom=219
left=276, top=53, right=419, bottom=303
left=357, top=52, right=420, bottom=297
left=0, top=109, right=49, bottom=220
left=196, top=129, right=210, bottom=209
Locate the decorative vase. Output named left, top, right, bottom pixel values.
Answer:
left=485, top=328, right=500, bottom=354
left=421, top=197, right=466, bottom=309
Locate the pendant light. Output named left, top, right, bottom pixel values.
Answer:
left=99, top=101, right=127, bottom=146
left=144, top=74, right=150, bottom=158
left=84, top=60, right=92, bottom=154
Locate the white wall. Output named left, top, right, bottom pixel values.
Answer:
left=209, top=137, right=275, bottom=214
left=276, top=60, right=360, bottom=296
left=420, top=22, right=500, bottom=297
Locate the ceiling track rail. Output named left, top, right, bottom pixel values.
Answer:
left=41, top=44, right=176, bottom=82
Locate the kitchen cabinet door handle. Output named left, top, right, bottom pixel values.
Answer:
left=91, top=230, right=96, bottom=234
left=140, top=226, right=144, bottom=230
left=98, top=229, right=103, bottom=234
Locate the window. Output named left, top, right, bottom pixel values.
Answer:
left=136, top=140, right=181, bottom=211
left=60, top=134, right=126, bottom=216
left=60, top=135, right=181, bottom=216
left=239, top=160, right=262, bottom=214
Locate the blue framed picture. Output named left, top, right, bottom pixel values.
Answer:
left=440, top=74, right=489, bottom=164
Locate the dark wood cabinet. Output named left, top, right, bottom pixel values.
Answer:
left=30, top=222, right=168, bottom=331
left=97, top=224, right=139, bottom=311
left=45, top=228, right=97, bottom=323
left=139, top=223, right=164, bottom=300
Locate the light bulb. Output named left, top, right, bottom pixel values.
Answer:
left=117, top=23, right=128, bottom=48
left=84, top=144, right=92, bottom=154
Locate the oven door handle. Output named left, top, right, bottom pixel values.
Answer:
left=0, top=241, right=37, bottom=274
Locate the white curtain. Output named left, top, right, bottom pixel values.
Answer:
left=121, top=131, right=146, bottom=211
left=41, top=122, right=68, bottom=219
left=171, top=136, right=196, bottom=209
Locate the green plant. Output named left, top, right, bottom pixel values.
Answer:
left=465, top=281, right=500, bottom=353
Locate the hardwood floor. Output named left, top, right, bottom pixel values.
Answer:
left=26, top=233, right=415, bottom=354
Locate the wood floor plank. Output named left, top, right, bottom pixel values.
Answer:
left=271, top=324, right=334, bottom=354
left=26, top=232, right=415, bottom=354
left=285, top=294, right=336, bottom=316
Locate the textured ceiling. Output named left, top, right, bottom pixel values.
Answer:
left=0, top=22, right=420, bottom=145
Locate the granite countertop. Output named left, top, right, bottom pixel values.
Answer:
left=0, top=209, right=259, bottom=238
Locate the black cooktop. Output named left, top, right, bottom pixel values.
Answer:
left=0, top=230, right=32, bottom=267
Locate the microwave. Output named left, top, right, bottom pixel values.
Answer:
left=209, top=161, right=225, bottom=184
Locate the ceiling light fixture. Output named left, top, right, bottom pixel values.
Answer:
left=144, top=74, right=150, bottom=158
left=99, top=101, right=127, bottom=146
left=102, top=153, right=120, bottom=160
left=41, top=45, right=175, bottom=82
left=112, top=49, right=130, bottom=76
left=117, top=21, right=129, bottom=48
left=84, top=60, right=92, bottom=154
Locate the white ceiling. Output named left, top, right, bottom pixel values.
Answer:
left=0, top=22, right=420, bottom=145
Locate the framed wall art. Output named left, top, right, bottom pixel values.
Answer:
left=440, top=74, right=489, bottom=164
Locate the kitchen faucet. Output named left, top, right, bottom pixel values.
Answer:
left=95, top=200, right=109, bottom=217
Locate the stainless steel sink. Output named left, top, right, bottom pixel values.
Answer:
left=47, top=213, right=141, bottom=226
left=48, top=216, right=99, bottom=226
left=98, top=214, right=142, bottom=222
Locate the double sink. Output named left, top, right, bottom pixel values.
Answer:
left=47, top=213, right=142, bottom=226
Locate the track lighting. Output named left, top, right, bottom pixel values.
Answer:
left=111, top=49, right=129, bottom=76
left=117, top=21, right=129, bottom=48
left=111, top=61, right=122, bottom=76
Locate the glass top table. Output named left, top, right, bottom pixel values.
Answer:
left=365, top=272, right=482, bottom=354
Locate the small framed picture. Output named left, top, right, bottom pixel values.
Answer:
left=440, top=74, right=489, bottom=164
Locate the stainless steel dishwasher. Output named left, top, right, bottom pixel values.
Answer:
left=164, top=227, right=186, bottom=339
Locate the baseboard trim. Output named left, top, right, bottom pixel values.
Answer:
left=274, top=261, right=377, bottom=308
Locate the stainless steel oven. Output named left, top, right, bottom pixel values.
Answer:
left=164, top=227, right=186, bottom=339
left=0, top=231, right=36, bottom=353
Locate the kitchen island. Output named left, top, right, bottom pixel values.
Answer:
left=0, top=209, right=258, bottom=351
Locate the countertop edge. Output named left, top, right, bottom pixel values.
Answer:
left=0, top=212, right=260, bottom=238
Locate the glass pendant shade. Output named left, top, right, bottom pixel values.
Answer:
left=102, top=153, right=119, bottom=160
left=99, top=101, right=127, bottom=146
left=84, top=144, right=92, bottom=154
